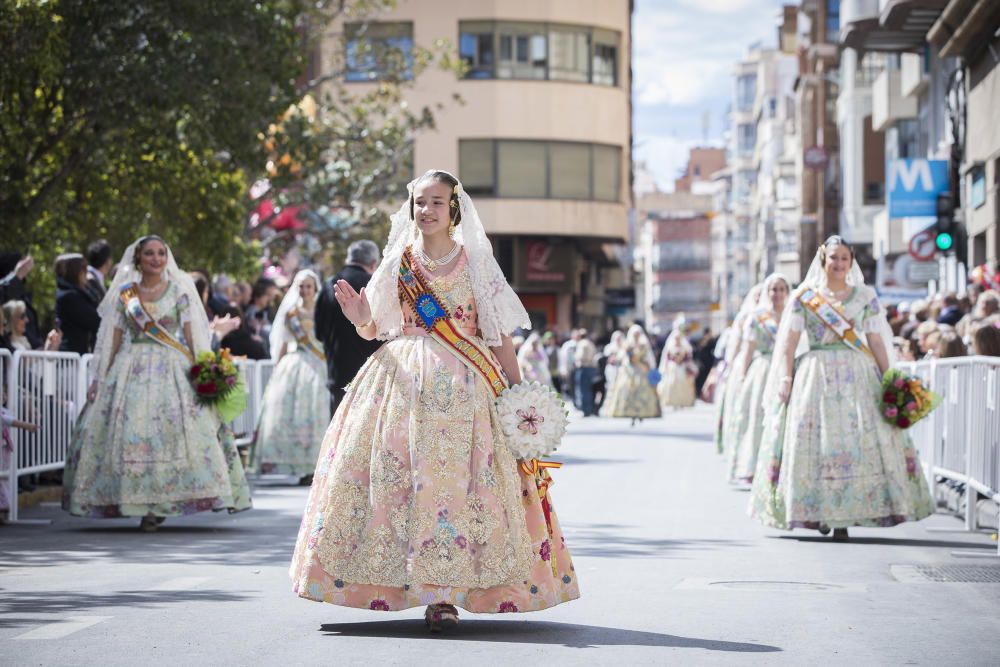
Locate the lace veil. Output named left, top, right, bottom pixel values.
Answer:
left=89, top=237, right=210, bottom=399
left=626, top=324, right=656, bottom=368
left=270, top=269, right=321, bottom=359
left=660, top=315, right=693, bottom=369
left=366, top=170, right=531, bottom=346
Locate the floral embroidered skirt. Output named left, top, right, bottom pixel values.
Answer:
left=657, top=363, right=696, bottom=409
left=252, top=349, right=330, bottom=476
left=725, top=354, right=770, bottom=483
left=63, top=343, right=252, bottom=518
left=715, top=367, right=743, bottom=455
left=290, top=335, right=580, bottom=613
left=749, top=348, right=933, bottom=529
left=602, top=364, right=661, bottom=418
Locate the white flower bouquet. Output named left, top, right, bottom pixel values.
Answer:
left=496, top=381, right=568, bottom=460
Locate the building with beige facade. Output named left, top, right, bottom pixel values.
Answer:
left=317, top=0, right=633, bottom=333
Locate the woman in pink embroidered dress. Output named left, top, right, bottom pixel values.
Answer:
left=289, top=171, right=579, bottom=632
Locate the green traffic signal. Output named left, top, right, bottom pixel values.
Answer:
left=935, top=232, right=954, bottom=251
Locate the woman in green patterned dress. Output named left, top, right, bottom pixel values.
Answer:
left=725, top=274, right=788, bottom=484
left=63, top=236, right=251, bottom=531
left=749, top=237, right=932, bottom=541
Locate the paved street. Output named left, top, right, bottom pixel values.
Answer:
left=2, top=404, right=999, bottom=666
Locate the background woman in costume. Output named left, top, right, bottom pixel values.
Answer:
left=62, top=236, right=251, bottom=532
left=725, top=274, right=788, bottom=484
left=749, top=236, right=933, bottom=541
left=657, top=315, right=697, bottom=410
left=250, top=270, right=330, bottom=481
left=601, top=324, right=661, bottom=424
left=516, top=332, right=552, bottom=387
left=601, top=329, right=626, bottom=395
left=289, top=171, right=578, bottom=631
left=714, top=284, right=762, bottom=454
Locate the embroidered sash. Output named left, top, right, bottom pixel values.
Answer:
left=754, top=308, right=779, bottom=337
left=119, top=283, right=194, bottom=363
left=397, top=247, right=563, bottom=554
left=798, top=288, right=873, bottom=358
left=286, top=308, right=326, bottom=361
left=397, top=248, right=507, bottom=398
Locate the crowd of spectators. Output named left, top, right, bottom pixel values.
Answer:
left=889, top=287, right=1000, bottom=361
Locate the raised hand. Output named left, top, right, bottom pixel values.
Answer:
left=334, top=280, right=372, bottom=327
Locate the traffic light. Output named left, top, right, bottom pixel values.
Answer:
left=935, top=192, right=956, bottom=253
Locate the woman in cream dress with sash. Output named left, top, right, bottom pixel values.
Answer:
left=725, top=274, right=788, bottom=483
left=749, top=237, right=932, bottom=540
left=252, top=270, right=330, bottom=478
left=62, top=236, right=250, bottom=531
left=657, top=317, right=697, bottom=409
left=602, top=324, right=661, bottom=423
left=290, top=171, right=578, bottom=631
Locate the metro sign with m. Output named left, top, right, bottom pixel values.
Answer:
left=886, top=159, right=949, bottom=218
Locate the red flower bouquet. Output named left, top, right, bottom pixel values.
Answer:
left=189, top=349, right=247, bottom=422
left=879, top=369, right=941, bottom=430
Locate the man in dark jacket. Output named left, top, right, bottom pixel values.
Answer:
left=85, top=239, right=113, bottom=302
left=315, top=240, right=382, bottom=413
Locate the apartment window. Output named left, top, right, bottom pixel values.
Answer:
left=549, top=26, right=590, bottom=82
left=738, top=124, right=755, bottom=156
left=736, top=74, right=756, bottom=111
left=550, top=142, right=591, bottom=198
left=498, top=22, right=547, bottom=80
left=344, top=22, right=413, bottom=82
left=497, top=142, right=547, bottom=197
left=459, top=139, right=621, bottom=202
left=825, top=0, right=840, bottom=41
left=592, top=144, right=621, bottom=201
left=459, top=21, right=495, bottom=79
left=459, top=140, right=495, bottom=195
left=459, top=21, right=620, bottom=86
left=592, top=29, right=618, bottom=86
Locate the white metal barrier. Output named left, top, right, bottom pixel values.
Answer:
left=1, top=349, right=279, bottom=522
left=903, top=355, right=1000, bottom=551
left=4, top=350, right=89, bottom=522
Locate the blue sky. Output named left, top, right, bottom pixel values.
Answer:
left=633, top=0, right=789, bottom=190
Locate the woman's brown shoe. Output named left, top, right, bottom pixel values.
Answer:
left=424, top=604, right=459, bottom=634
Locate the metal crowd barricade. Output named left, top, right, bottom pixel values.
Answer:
left=903, top=355, right=1000, bottom=553
left=5, top=350, right=87, bottom=523
left=227, top=358, right=276, bottom=449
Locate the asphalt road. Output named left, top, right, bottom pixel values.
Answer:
left=2, top=404, right=999, bottom=666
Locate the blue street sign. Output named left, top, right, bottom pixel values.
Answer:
left=886, top=159, right=949, bottom=218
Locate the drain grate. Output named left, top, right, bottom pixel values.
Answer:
left=892, top=564, right=1000, bottom=583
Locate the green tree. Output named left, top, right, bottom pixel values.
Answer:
left=2, top=0, right=456, bottom=320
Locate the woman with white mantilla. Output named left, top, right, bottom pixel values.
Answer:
left=290, top=171, right=578, bottom=632
left=657, top=315, right=697, bottom=410
left=62, top=236, right=251, bottom=531
left=725, top=273, right=789, bottom=484
left=749, top=237, right=933, bottom=540
left=251, top=269, right=330, bottom=480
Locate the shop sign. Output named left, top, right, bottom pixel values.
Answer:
left=887, top=159, right=949, bottom=218
left=519, top=239, right=573, bottom=290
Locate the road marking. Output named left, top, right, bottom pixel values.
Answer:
left=675, top=578, right=867, bottom=592
left=14, top=616, right=112, bottom=640
left=149, top=577, right=211, bottom=590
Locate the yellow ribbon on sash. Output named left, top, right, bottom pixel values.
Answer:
left=798, top=288, right=873, bottom=358
left=286, top=307, right=326, bottom=361
left=119, top=283, right=194, bottom=364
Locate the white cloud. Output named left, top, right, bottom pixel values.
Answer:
left=634, top=134, right=699, bottom=192
left=632, top=0, right=785, bottom=186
